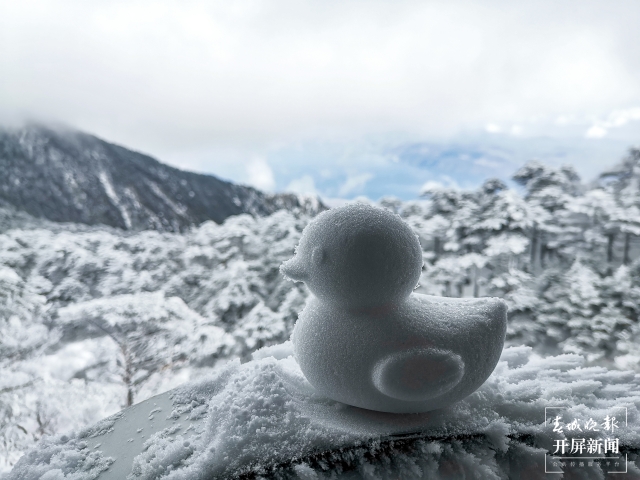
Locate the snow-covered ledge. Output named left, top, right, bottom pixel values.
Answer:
left=7, top=342, right=640, bottom=479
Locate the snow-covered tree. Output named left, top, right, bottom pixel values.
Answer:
left=57, top=293, right=230, bottom=406
left=513, top=161, right=582, bottom=271
left=598, top=148, right=640, bottom=265
left=4, top=151, right=640, bottom=474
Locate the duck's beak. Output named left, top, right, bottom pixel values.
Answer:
left=280, top=257, right=307, bottom=282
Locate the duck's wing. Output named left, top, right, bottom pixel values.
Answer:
left=372, top=348, right=464, bottom=402
left=400, top=294, right=507, bottom=364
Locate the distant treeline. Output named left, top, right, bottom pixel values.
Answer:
left=384, top=147, right=640, bottom=365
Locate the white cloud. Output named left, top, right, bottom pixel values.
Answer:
left=585, top=125, right=608, bottom=139
left=1, top=0, right=639, bottom=198
left=421, top=180, right=447, bottom=193
left=285, top=175, right=317, bottom=195
left=420, top=176, right=460, bottom=195
left=245, top=157, right=275, bottom=191
left=482, top=123, right=523, bottom=136
left=2, top=0, right=640, bottom=157
left=474, top=157, right=502, bottom=169
left=607, top=107, right=640, bottom=127
left=585, top=107, right=640, bottom=138
left=338, top=172, right=374, bottom=197
left=510, top=125, right=523, bottom=136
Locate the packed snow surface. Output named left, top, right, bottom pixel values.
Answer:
left=282, top=203, right=508, bottom=413
left=8, top=342, right=640, bottom=479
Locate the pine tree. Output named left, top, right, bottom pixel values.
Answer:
left=513, top=161, right=582, bottom=271
left=598, top=148, right=640, bottom=266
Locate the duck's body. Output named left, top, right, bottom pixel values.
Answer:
left=292, top=293, right=507, bottom=413
left=281, top=202, right=508, bottom=414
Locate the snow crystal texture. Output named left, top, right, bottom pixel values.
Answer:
left=281, top=203, right=508, bottom=413
left=8, top=343, right=640, bottom=479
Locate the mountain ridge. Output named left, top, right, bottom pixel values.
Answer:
left=0, top=123, right=326, bottom=231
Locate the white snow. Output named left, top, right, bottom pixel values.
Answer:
left=7, top=343, right=640, bottom=479
left=4, top=168, right=640, bottom=477
left=145, top=181, right=188, bottom=218
left=0, top=209, right=312, bottom=475
left=99, top=171, right=132, bottom=229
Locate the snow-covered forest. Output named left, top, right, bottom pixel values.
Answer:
left=2, top=151, right=640, bottom=475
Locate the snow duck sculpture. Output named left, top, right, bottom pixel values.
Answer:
left=280, top=202, right=507, bottom=413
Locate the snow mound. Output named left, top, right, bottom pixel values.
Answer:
left=5, top=431, right=117, bottom=480
left=8, top=343, right=640, bottom=479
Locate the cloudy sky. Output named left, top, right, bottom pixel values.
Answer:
left=2, top=0, right=639, bottom=201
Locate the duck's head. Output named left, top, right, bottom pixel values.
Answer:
left=280, top=202, right=423, bottom=310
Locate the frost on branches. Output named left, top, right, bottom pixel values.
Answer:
left=3, top=150, right=640, bottom=475
left=0, top=209, right=309, bottom=474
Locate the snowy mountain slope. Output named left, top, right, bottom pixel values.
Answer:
left=0, top=124, right=326, bottom=232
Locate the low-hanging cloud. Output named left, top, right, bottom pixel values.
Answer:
left=339, top=172, right=375, bottom=197
left=286, top=175, right=318, bottom=196
left=2, top=0, right=640, bottom=156
left=245, top=157, right=276, bottom=191
left=585, top=107, right=640, bottom=138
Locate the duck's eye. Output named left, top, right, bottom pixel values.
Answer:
left=311, top=247, right=327, bottom=266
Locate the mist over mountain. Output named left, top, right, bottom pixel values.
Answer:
left=0, top=124, right=325, bottom=231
